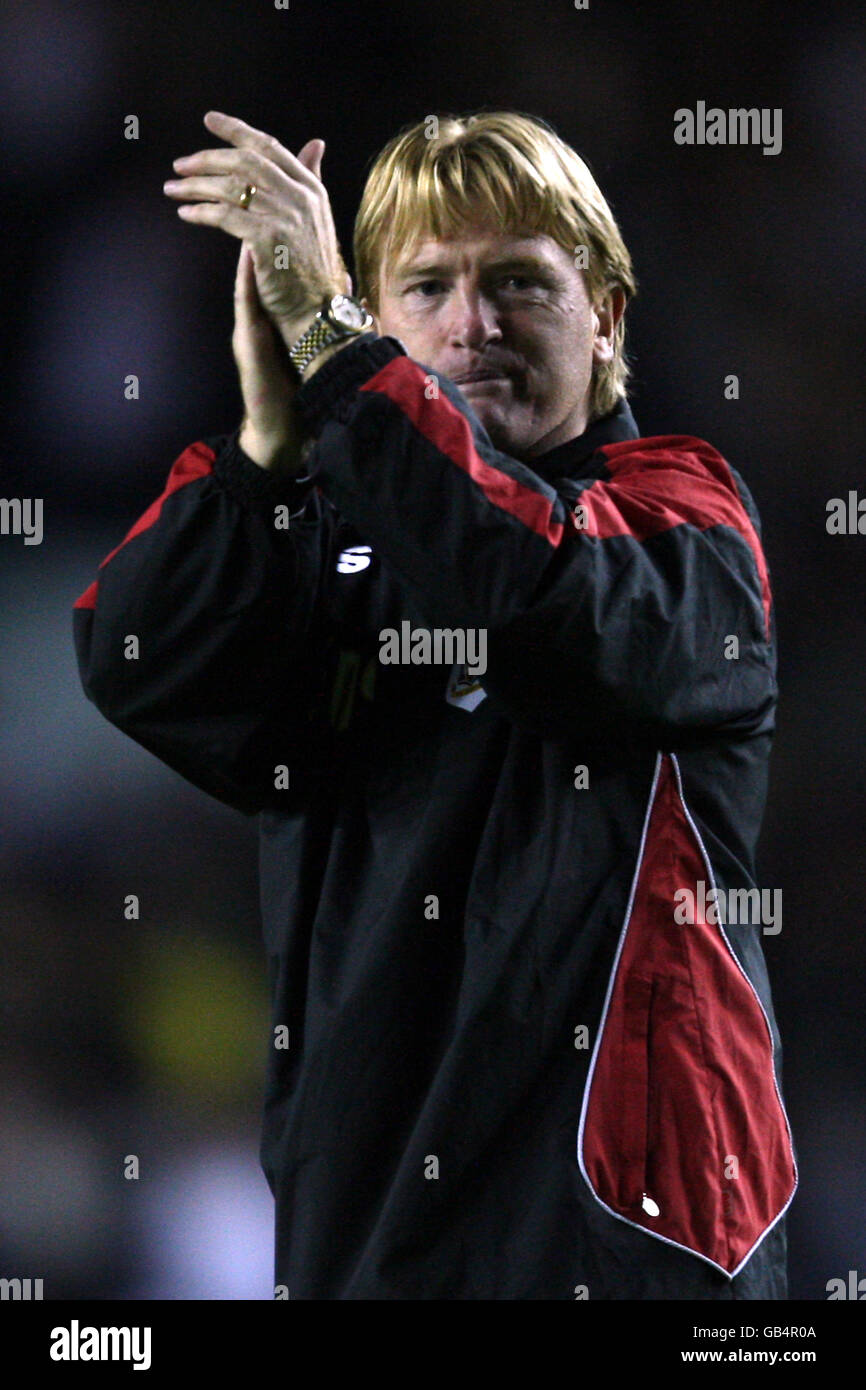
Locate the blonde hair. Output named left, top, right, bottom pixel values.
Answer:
left=353, top=110, right=637, bottom=419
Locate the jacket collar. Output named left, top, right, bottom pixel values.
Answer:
left=529, top=397, right=640, bottom=482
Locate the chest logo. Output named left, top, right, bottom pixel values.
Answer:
left=445, top=662, right=488, bottom=712
left=336, top=544, right=373, bottom=574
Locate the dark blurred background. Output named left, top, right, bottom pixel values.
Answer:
left=1, top=0, right=864, bottom=1299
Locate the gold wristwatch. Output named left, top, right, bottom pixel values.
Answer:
left=288, top=294, right=375, bottom=378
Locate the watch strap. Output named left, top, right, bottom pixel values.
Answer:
left=288, top=312, right=345, bottom=377
left=288, top=296, right=374, bottom=377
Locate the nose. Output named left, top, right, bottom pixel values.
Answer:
left=447, top=284, right=503, bottom=349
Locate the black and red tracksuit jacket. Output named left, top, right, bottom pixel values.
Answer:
left=73, top=332, right=797, bottom=1299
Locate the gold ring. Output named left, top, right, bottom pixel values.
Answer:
left=238, top=183, right=257, bottom=210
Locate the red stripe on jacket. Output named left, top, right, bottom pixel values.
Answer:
left=74, top=442, right=215, bottom=610
left=361, top=362, right=771, bottom=637
left=589, top=438, right=772, bottom=637
left=360, top=358, right=566, bottom=545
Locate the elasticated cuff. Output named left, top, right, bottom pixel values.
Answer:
left=293, top=334, right=407, bottom=437
left=212, top=430, right=318, bottom=516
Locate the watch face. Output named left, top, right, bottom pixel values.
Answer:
left=328, top=294, right=369, bottom=331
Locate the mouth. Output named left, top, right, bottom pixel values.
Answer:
left=453, top=371, right=510, bottom=386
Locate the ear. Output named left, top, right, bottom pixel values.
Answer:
left=592, top=286, right=626, bottom=365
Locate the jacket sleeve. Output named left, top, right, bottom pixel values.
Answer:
left=73, top=431, right=336, bottom=814
left=294, top=335, right=777, bottom=745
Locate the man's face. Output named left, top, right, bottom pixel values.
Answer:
left=366, top=224, right=623, bottom=461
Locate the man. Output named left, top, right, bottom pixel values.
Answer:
left=74, top=109, right=797, bottom=1299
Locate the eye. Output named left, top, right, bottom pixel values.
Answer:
left=500, top=275, right=536, bottom=290
left=408, top=279, right=444, bottom=297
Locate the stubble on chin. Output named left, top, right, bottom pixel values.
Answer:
left=481, top=416, right=530, bottom=459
